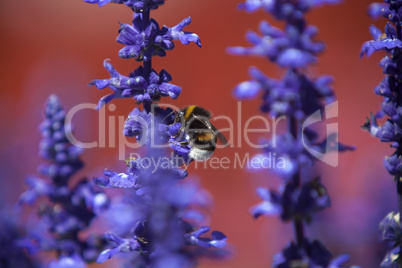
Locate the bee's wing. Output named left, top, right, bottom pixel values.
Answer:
left=193, top=115, right=229, bottom=147
left=213, top=126, right=229, bottom=147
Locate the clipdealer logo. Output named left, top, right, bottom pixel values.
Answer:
left=124, top=151, right=287, bottom=173
left=63, top=101, right=340, bottom=168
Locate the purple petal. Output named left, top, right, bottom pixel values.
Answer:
left=245, top=31, right=261, bottom=45
left=49, top=254, right=86, bottom=268
left=96, top=93, right=116, bottom=110
left=118, top=45, right=141, bottom=59
left=192, top=226, right=210, bottom=237
left=209, top=231, right=227, bottom=248
left=159, top=83, right=181, bottom=99
left=250, top=201, right=281, bottom=219
left=109, top=173, right=138, bottom=188
left=277, top=48, right=316, bottom=68
left=368, top=3, right=388, bottom=19
left=259, top=21, right=283, bottom=37
left=226, top=46, right=248, bottom=55
left=360, top=41, right=376, bottom=58
left=159, top=69, right=172, bottom=82
left=104, top=233, right=125, bottom=245
left=171, top=17, right=201, bottom=47
left=104, top=59, right=119, bottom=76
left=238, top=1, right=263, bottom=12
left=329, top=254, right=351, bottom=266
left=256, top=187, right=271, bottom=201
left=83, top=0, right=113, bottom=6
left=370, top=38, right=402, bottom=50
left=312, top=0, right=342, bottom=7
left=90, top=79, right=110, bottom=89
left=369, top=25, right=382, bottom=40
left=93, top=176, right=110, bottom=187
left=233, top=81, right=261, bottom=99
left=96, top=248, right=119, bottom=263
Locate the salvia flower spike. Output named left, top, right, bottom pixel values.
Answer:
left=229, top=0, right=357, bottom=266
left=361, top=1, right=402, bottom=266
left=17, top=95, right=110, bottom=267
left=82, top=0, right=227, bottom=266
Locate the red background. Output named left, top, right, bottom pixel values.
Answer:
left=0, top=0, right=395, bottom=267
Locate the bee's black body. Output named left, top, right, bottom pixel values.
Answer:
left=175, top=105, right=228, bottom=161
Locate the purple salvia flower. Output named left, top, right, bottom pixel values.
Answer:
left=84, top=0, right=227, bottom=266
left=228, top=22, right=323, bottom=68
left=17, top=175, right=54, bottom=205
left=233, top=65, right=336, bottom=119
left=251, top=177, right=330, bottom=222
left=272, top=239, right=356, bottom=268
left=37, top=95, right=84, bottom=184
left=380, top=212, right=402, bottom=245
left=362, top=1, right=402, bottom=265
left=368, top=3, right=389, bottom=19
left=0, top=208, right=41, bottom=267
left=230, top=0, right=356, bottom=266
left=379, top=213, right=402, bottom=267
left=94, top=169, right=140, bottom=188
left=169, top=17, right=202, bottom=47
left=48, top=254, right=87, bottom=268
left=186, top=226, right=227, bottom=249
left=117, top=15, right=200, bottom=61
left=96, top=233, right=140, bottom=263
left=89, top=10, right=199, bottom=109
left=84, top=0, right=165, bottom=11
left=17, top=96, right=110, bottom=266
left=123, top=107, right=153, bottom=141
left=238, top=0, right=342, bottom=17
left=95, top=150, right=226, bottom=266
left=117, top=16, right=165, bottom=60
left=90, top=61, right=181, bottom=109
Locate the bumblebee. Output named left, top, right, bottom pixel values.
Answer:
left=174, top=105, right=228, bottom=161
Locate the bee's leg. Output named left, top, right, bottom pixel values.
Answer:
left=183, top=156, right=194, bottom=171
left=170, top=140, right=189, bottom=146
left=172, top=129, right=187, bottom=139
left=182, top=160, right=190, bottom=171
left=182, top=162, right=188, bottom=170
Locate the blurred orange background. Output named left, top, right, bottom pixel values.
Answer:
left=0, top=0, right=395, bottom=267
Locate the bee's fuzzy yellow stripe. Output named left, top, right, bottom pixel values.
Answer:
left=197, top=132, right=214, bottom=141
left=185, top=105, right=196, bottom=120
